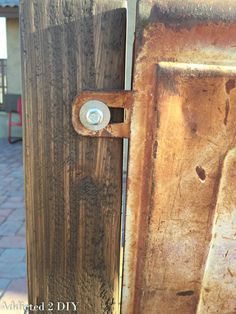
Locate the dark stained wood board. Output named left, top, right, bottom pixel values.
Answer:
left=20, top=1, right=126, bottom=312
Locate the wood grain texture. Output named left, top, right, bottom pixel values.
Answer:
left=20, top=1, right=126, bottom=313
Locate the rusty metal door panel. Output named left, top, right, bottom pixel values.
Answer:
left=198, top=148, right=236, bottom=313
left=122, top=1, right=236, bottom=313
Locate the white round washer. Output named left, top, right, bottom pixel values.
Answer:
left=79, top=100, right=111, bottom=131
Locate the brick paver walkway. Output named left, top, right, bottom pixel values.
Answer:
left=0, top=140, right=27, bottom=313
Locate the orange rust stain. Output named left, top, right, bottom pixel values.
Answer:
left=123, top=16, right=236, bottom=314
left=72, top=91, right=133, bottom=138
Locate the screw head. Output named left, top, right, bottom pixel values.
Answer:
left=79, top=100, right=111, bottom=131
left=86, top=108, right=104, bottom=125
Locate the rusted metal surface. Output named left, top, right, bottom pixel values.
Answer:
left=122, top=1, right=236, bottom=313
left=72, top=91, right=133, bottom=138
left=197, top=148, right=236, bottom=313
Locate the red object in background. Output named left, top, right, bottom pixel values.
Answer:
left=8, top=96, right=22, bottom=144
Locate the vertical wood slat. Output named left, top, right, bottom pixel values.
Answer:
left=20, top=1, right=126, bottom=312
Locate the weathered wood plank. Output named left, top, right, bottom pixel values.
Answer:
left=122, top=1, right=236, bottom=313
left=20, top=1, right=126, bottom=312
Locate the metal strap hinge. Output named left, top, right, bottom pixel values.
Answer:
left=72, top=91, right=133, bottom=138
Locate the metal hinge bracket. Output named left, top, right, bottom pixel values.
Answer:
left=72, top=91, right=133, bottom=138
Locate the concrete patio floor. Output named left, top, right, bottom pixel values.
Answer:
left=0, top=139, right=27, bottom=313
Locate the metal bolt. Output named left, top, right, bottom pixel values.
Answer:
left=79, top=100, right=111, bottom=131
left=86, top=108, right=104, bottom=125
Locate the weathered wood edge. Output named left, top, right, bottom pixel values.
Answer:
left=20, top=0, right=127, bottom=312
